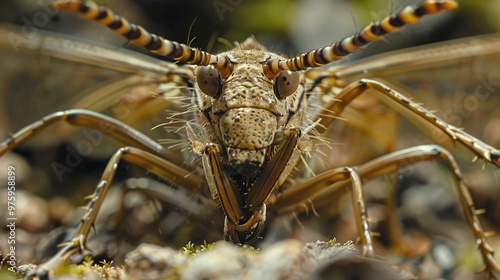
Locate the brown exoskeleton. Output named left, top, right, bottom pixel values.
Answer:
left=1, top=0, right=499, bottom=278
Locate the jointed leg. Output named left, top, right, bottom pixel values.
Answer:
left=312, top=79, right=500, bottom=167
left=277, top=145, right=500, bottom=277
left=29, top=146, right=202, bottom=278
left=0, top=109, right=185, bottom=167
left=0, top=110, right=206, bottom=277
left=345, top=166, right=374, bottom=257
left=272, top=165, right=375, bottom=257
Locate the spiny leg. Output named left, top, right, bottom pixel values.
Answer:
left=273, top=165, right=375, bottom=257
left=0, top=109, right=185, bottom=167
left=312, top=78, right=500, bottom=166
left=277, top=145, right=500, bottom=278
left=310, top=75, right=500, bottom=269
left=0, top=110, right=205, bottom=275
left=28, top=146, right=202, bottom=278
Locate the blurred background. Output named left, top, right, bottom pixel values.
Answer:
left=0, top=0, right=499, bottom=279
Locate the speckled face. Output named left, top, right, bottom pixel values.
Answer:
left=195, top=48, right=305, bottom=177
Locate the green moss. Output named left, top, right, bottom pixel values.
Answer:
left=327, top=237, right=337, bottom=247
left=53, top=256, right=93, bottom=276
left=181, top=240, right=216, bottom=255
left=0, top=269, right=18, bottom=280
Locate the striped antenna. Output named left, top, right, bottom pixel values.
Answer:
left=53, top=0, right=233, bottom=77
left=262, top=0, right=458, bottom=78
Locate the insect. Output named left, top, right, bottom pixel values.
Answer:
left=1, top=0, right=499, bottom=278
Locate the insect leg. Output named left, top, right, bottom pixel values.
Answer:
left=312, top=78, right=500, bottom=166
left=277, top=145, right=500, bottom=277
left=27, top=146, right=201, bottom=278
left=271, top=164, right=376, bottom=257
left=345, top=166, right=374, bottom=257
left=0, top=109, right=185, bottom=168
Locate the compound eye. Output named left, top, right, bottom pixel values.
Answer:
left=274, top=70, right=299, bottom=99
left=197, top=66, right=221, bottom=97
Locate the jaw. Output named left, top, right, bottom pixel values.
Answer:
left=223, top=204, right=267, bottom=244
left=200, top=129, right=300, bottom=245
